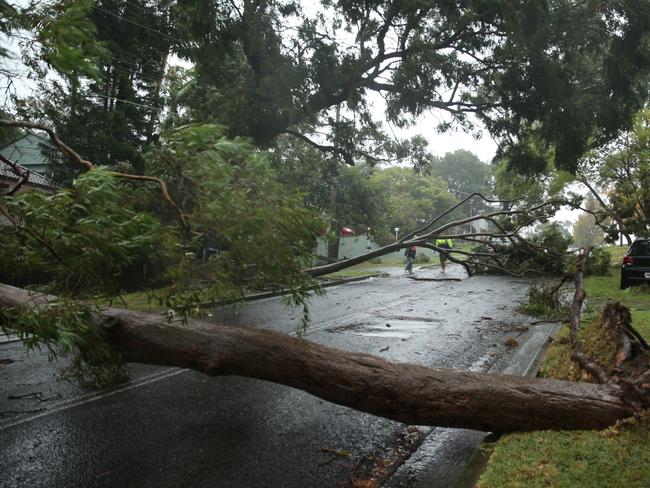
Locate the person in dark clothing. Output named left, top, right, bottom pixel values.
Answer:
left=404, top=245, right=417, bottom=274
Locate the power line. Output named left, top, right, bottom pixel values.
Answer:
left=90, top=92, right=164, bottom=111
left=92, top=5, right=183, bottom=44
left=5, top=73, right=165, bottom=112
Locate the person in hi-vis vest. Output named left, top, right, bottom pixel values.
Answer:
left=434, top=238, right=453, bottom=273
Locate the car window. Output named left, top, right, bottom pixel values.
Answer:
left=632, top=241, right=650, bottom=256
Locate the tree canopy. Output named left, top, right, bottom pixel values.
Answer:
left=576, top=108, right=650, bottom=243
left=5, top=0, right=650, bottom=174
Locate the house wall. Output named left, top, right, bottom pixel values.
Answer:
left=337, top=235, right=379, bottom=259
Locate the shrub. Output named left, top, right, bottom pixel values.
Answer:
left=519, top=284, right=566, bottom=319
left=586, top=247, right=611, bottom=276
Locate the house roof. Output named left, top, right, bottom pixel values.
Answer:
left=0, top=133, right=53, bottom=169
left=0, top=160, right=57, bottom=190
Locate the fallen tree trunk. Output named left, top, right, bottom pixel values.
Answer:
left=0, top=283, right=636, bottom=432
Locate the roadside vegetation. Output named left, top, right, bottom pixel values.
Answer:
left=476, top=246, right=650, bottom=488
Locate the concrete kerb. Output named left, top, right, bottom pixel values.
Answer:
left=385, top=316, right=564, bottom=488
left=449, top=320, right=564, bottom=488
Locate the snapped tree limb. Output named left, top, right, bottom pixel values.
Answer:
left=305, top=194, right=565, bottom=277
left=0, top=119, right=189, bottom=228
left=0, top=282, right=637, bottom=433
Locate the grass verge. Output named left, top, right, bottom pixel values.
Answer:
left=92, top=289, right=167, bottom=312
left=475, top=253, right=650, bottom=488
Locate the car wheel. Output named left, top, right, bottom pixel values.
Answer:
left=620, top=274, right=630, bottom=289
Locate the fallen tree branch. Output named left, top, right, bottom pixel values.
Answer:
left=569, top=247, right=612, bottom=384
left=0, top=154, right=30, bottom=195
left=0, top=119, right=94, bottom=171
left=0, top=283, right=636, bottom=432
left=400, top=192, right=525, bottom=242
left=0, top=119, right=189, bottom=228
left=305, top=196, right=565, bottom=277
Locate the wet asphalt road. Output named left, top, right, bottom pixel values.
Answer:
left=0, top=265, right=553, bottom=488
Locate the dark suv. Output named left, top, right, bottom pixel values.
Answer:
left=620, top=238, right=650, bottom=289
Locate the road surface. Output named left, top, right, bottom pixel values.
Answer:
left=0, top=264, right=556, bottom=487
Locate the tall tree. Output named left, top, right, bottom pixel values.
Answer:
left=170, top=0, right=650, bottom=171
left=577, top=109, right=650, bottom=243
left=427, top=149, right=492, bottom=218
left=270, top=135, right=391, bottom=251
left=428, top=150, right=491, bottom=199
left=17, top=0, right=174, bottom=182
left=370, top=167, right=460, bottom=239
left=573, top=194, right=606, bottom=247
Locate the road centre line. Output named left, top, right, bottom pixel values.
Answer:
left=0, top=368, right=187, bottom=431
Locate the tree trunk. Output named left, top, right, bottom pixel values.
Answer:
left=0, top=284, right=635, bottom=433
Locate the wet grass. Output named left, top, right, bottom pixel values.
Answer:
left=322, top=258, right=404, bottom=279
left=476, top=253, right=650, bottom=488
left=92, top=289, right=167, bottom=312
left=476, top=415, right=650, bottom=488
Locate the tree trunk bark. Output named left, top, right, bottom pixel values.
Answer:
left=0, top=283, right=635, bottom=433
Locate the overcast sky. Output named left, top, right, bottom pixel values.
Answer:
left=375, top=99, right=499, bottom=163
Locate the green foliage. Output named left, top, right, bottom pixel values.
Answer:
left=426, top=149, right=492, bottom=216
left=23, top=0, right=109, bottom=79
left=492, top=159, right=548, bottom=204
left=519, top=285, right=565, bottom=320
left=598, top=110, right=650, bottom=238
left=475, top=222, right=573, bottom=277
left=1, top=126, right=329, bottom=385
left=370, top=167, right=460, bottom=240
left=166, top=1, right=650, bottom=171
left=527, top=223, right=574, bottom=276
left=18, top=0, right=174, bottom=182
left=145, top=124, right=324, bottom=313
left=271, top=136, right=391, bottom=241
left=0, top=301, right=127, bottom=388
left=586, top=247, right=611, bottom=277
left=0, top=0, right=18, bottom=58
left=334, top=165, right=390, bottom=237
left=271, top=137, right=462, bottom=243
left=0, top=169, right=168, bottom=294
left=492, top=145, right=576, bottom=209
left=428, top=149, right=491, bottom=195
left=11, top=0, right=650, bottom=185
left=573, top=212, right=606, bottom=249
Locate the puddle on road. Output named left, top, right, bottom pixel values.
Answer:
left=328, top=319, right=439, bottom=338
left=376, top=314, right=444, bottom=323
